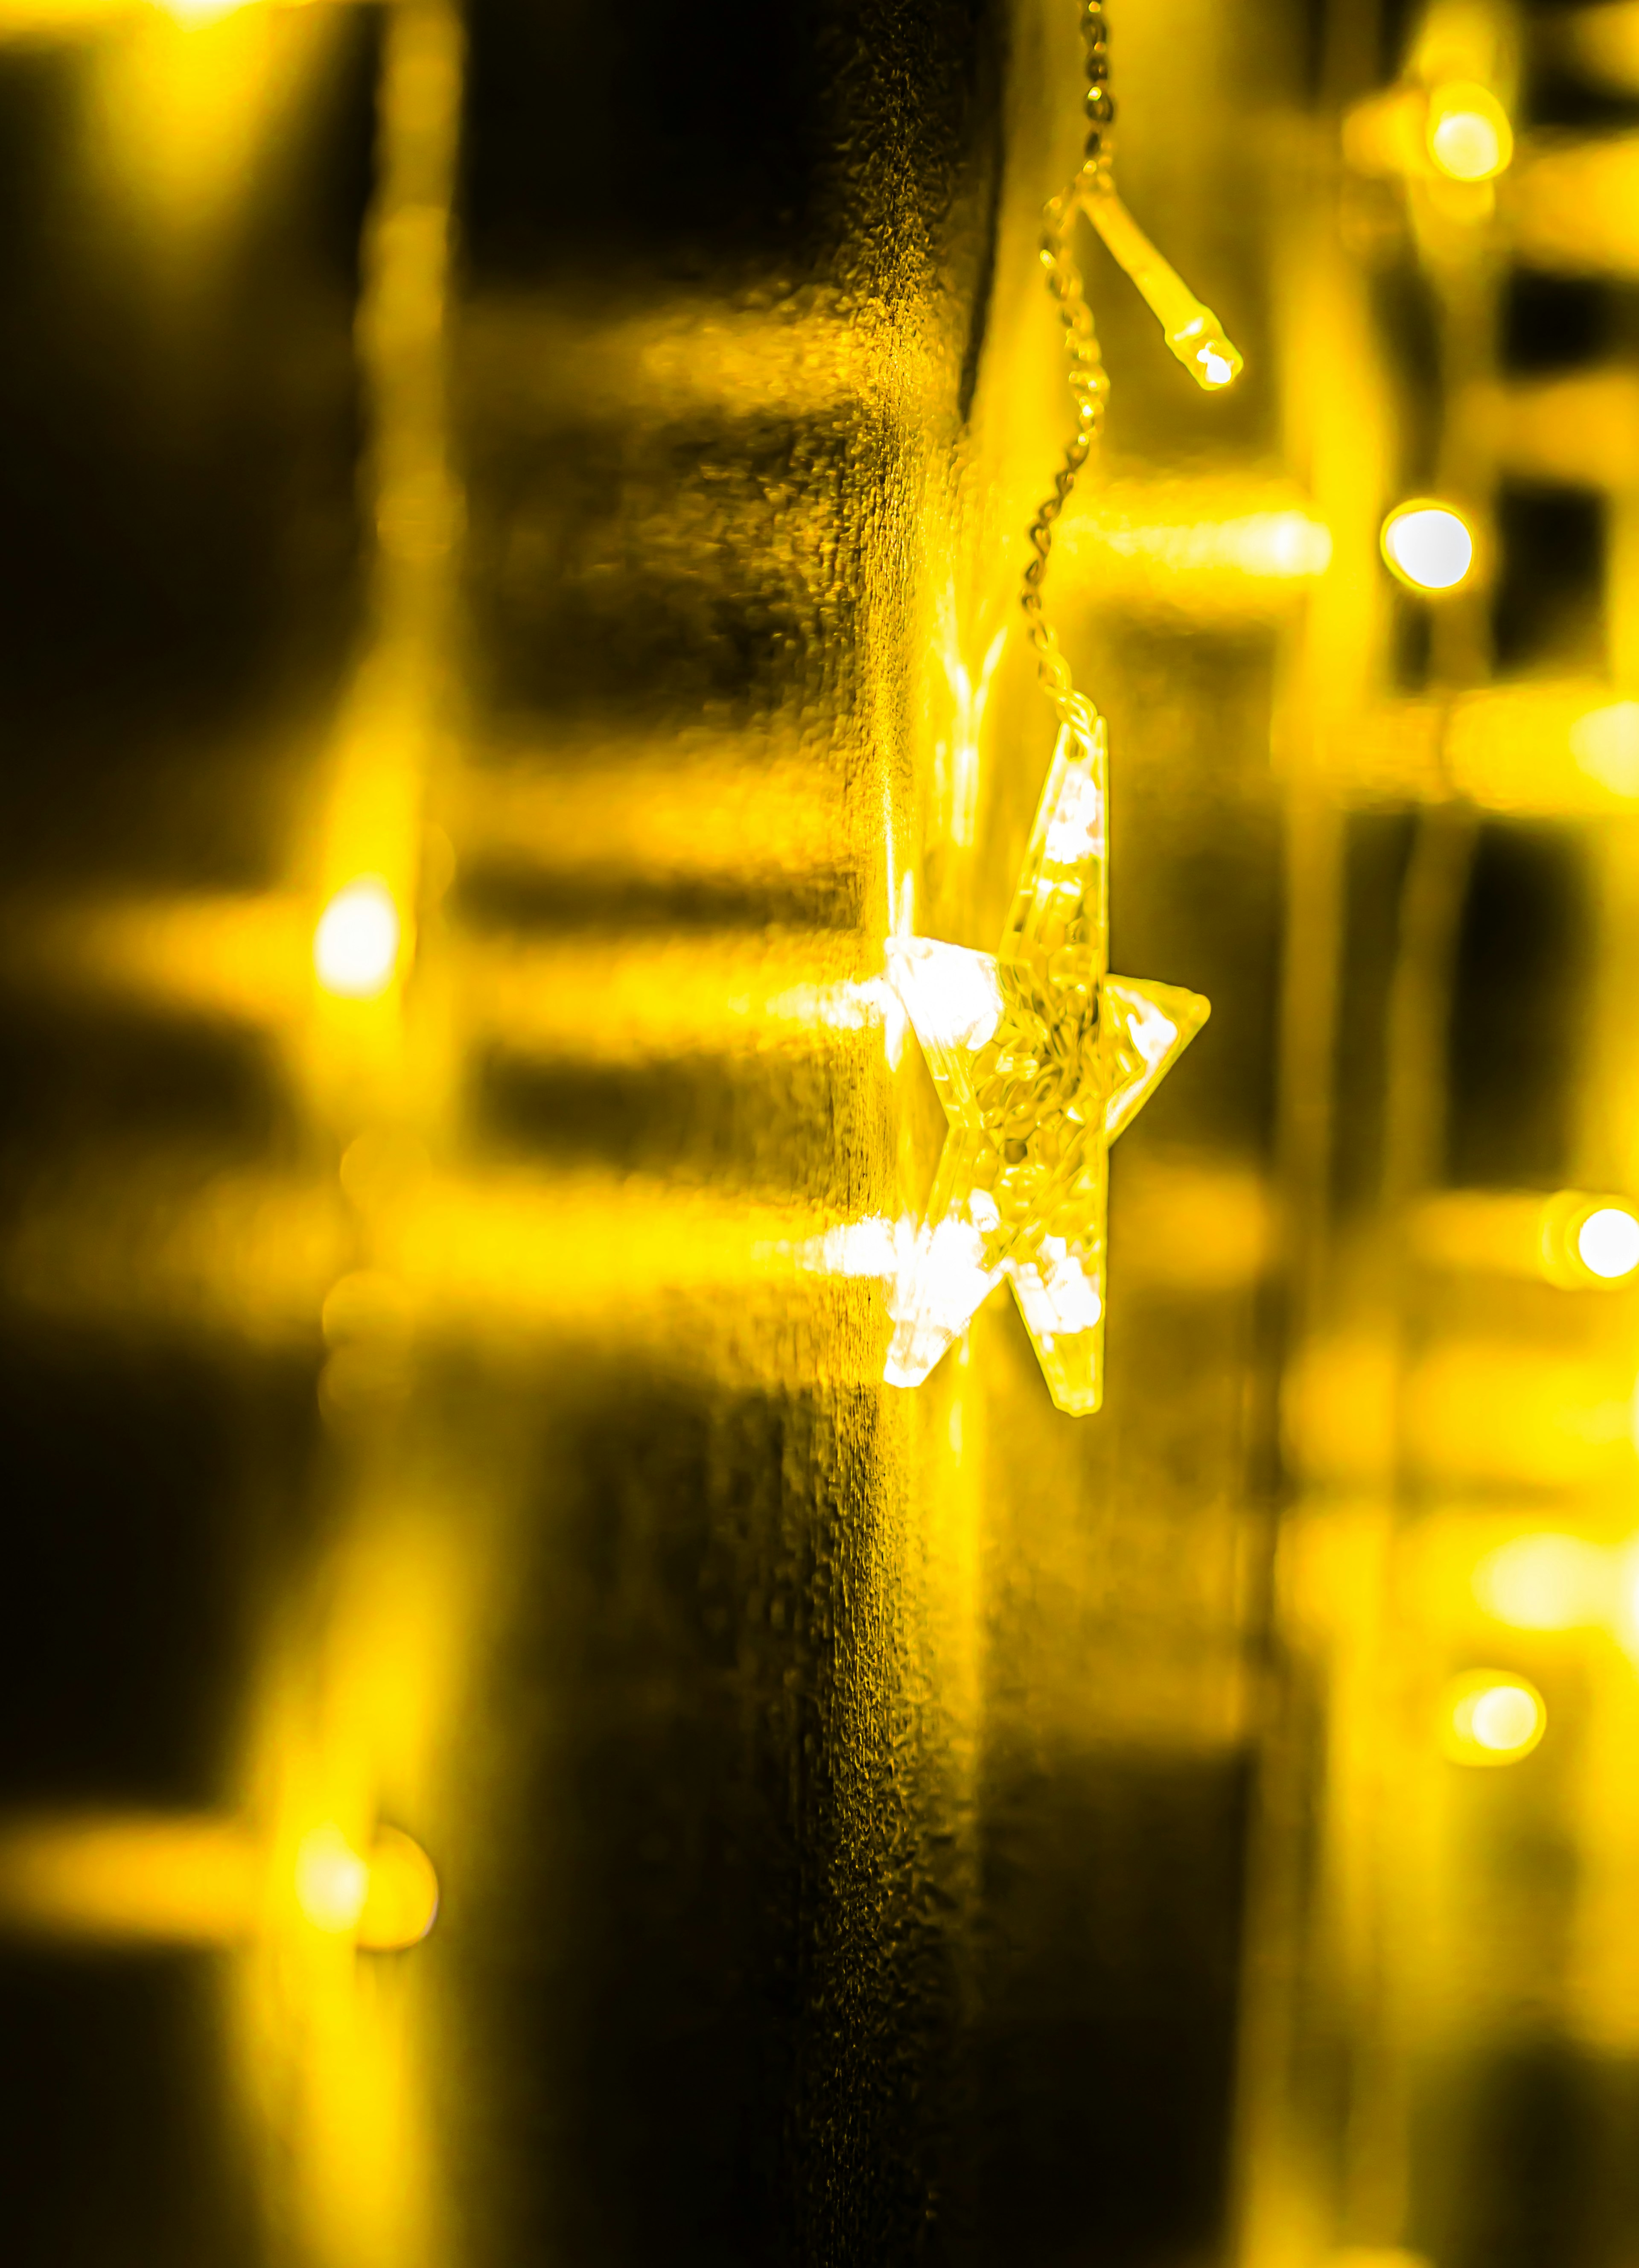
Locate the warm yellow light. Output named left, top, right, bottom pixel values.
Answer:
left=160, top=0, right=253, bottom=23
left=1470, top=1684, right=1542, bottom=1752
left=294, top=1824, right=370, bottom=1934
left=292, top=1822, right=438, bottom=1946
left=1577, top=1205, right=1639, bottom=1280
left=1381, top=501, right=1473, bottom=591
left=1443, top=1670, right=1546, bottom=1765
left=1571, top=700, right=1639, bottom=796
left=356, top=1826, right=440, bottom=1950
left=1426, top=83, right=1513, bottom=182
left=1082, top=188, right=1244, bottom=393
left=313, top=879, right=400, bottom=998
left=1474, top=1534, right=1610, bottom=1630
left=0, top=1815, right=257, bottom=1943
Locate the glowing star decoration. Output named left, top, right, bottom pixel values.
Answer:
left=885, top=714, right=1208, bottom=1414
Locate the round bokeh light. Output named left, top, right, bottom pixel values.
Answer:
left=1443, top=1670, right=1546, bottom=1767
left=1382, top=502, right=1475, bottom=592
left=1577, top=1205, right=1639, bottom=1281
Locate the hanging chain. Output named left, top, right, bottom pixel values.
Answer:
left=1021, top=0, right=1115, bottom=744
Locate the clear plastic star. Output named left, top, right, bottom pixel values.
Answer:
left=885, top=712, right=1208, bottom=1414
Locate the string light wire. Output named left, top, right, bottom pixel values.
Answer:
left=1022, top=1, right=1244, bottom=740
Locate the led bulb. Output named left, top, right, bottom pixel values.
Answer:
left=1426, top=83, right=1513, bottom=182
left=1082, top=188, right=1244, bottom=395
left=356, top=1826, right=440, bottom=1950
left=1167, top=312, right=1245, bottom=392
left=292, top=1822, right=439, bottom=1947
left=314, top=879, right=401, bottom=999
left=294, top=1825, right=370, bottom=1933
left=1577, top=1206, right=1639, bottom=1280
left=1442, top=1670, right=1546, bottom=1766
left=1381, top=501, right=1474, bottom=592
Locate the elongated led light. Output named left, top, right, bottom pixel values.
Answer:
left=1081, top=185, right=1243, bottom=391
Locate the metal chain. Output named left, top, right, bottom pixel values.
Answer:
left=1021, top=0, right=1115, bottom=742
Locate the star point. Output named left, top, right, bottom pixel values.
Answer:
left=885, top=715, right=1208, bottom=1415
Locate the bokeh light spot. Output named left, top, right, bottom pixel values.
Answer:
left=1382, top=502, right=1474, bottom=591
left=1444, top=1671, right=1546, bottom=1766
left=1470, top=1684, right=1542, bottom=1753
left=1474, top=1533, right=1609, bottom=1630
left=357, top=1827, right=440, bottom=1950
left=314, top=880, right=400, bottom=998
left=294, top=1825, right=370, bottom=1934
left=1426, top=84, right=1513, bottom=182
left=1578, top=1206, right=1639, bottom=1280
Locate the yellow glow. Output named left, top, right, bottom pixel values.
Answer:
left=1327, top=682, right=1639, bottom=813
left=295, top=1824, right=371, bottom=1934
left=1471, top=1685, right=1543, bottom=1753
left=0, top=1809, right=439, bottom=1956
left=291, top=1822, right=437, bottom=1946
left=1411, top=1188, right=1639, bottom=1287
left=0, top=1816, right=258, bottom=1942
left=87, top=3, right=331, bottom=247
left=1473, top=1534, right=1611, bottom=1630
left=1511, top=137, right=1639, bottom=276
left=1426, top=83, right=1512, bottom=181
left=1167, top=319, right=1243, bottom=392
left=1381, top=501, right=1473, bottom=591
left=448, top=745, right=848, bottom=889
left=1565, top=2, right=1639, bottom=94
left=1572, top=701, right=1639, bottom=795
left=1082, top=187, right=1244, bottom=392
left=1343, top=86, right=1432, bottom=176
left=1444, top=1671, right=1546, bottom=1764
left=1578, top=1206, right=1639, bottom=1280
left=6, top=892, right=306, bottom=1032
left=314, top=880, right=401, bottom=998
left=1059, top=481, right=1333, bottom=617
left=936, top=619, right=1007, bottom=851
left=162, top=0, right=252, bottom=21
left=0, top=0, right=277, bottom=23
left=457, top=931, right=890, bottom=1067
left=885, top=720, right=1208, bottom=1414
left=1478, top=370, right=1639, bottom=490
left=356, top=1826, right=440, bottom=1950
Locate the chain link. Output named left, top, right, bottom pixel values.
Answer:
left=1021, top=2, right=1115, bottom=743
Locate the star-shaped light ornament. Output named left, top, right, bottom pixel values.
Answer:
left=885, top=713, right=1208, bottom=1415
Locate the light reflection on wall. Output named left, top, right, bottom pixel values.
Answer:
left=0, top=3, right=464, bottom=2264
left=6, top=0, right=1639, bottom=2257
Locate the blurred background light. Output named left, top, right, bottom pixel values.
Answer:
left=1425, top=82, right=1512, bottom=181
left=1572, top=700, right=1639, bottom=794
left=1381, top=501, right=1475, bottom=590
left=313, top=880, right=402, bottom=998
left=1473, top=1535, right=1613, bottom=1630
left=294, top=1825, right=370, bottom=1934
left=1444, top=1673, right=1547, bottom=1765
left=356, top=1827, right=441, bottom=1951
left=1576, top=1206, right=1639, bottom=1280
